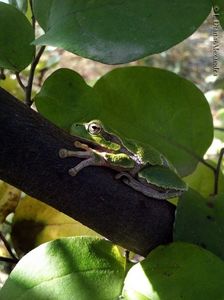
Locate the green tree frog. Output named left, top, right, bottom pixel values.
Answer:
left=59, top=120, right=187, bottom=200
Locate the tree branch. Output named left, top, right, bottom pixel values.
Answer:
left=0, top=87, right=175, bottom=256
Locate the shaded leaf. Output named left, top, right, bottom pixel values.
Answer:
left=33, top=0, right=211, bottom=64
left=11, top=196, right=100, bottom=255
left=8, top=0, right=27, bottom=13
left=174, top=190, right=224, bottom=260
left=0, top=2, right=34, bottom=71
left=35, top=68, right=91, bottom=129
left=0, top=237, right=126, bottom=300
left=122, top=242, right=224, bottom=300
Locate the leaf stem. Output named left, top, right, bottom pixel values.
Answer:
left=0, top=68, right=6, bottom=80
left=197, top=157, right=217, bottom=173
left=214, top=148, right=224, bottom=195
left=0, top=231, right=18, bottom=261
left=15, top=72, right=26, bottom=91
left=25, top=45, right=46, bottom=106
left=19, top=0, right=46, bottom=106
left=29, top=0, right=35, bottom=31
left=0, top=256, right=18, bottom=264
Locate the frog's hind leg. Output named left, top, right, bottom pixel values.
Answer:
left=116, top=172, right=178, bottom=200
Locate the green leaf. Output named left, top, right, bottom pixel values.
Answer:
left=122, top=242, right=224, bottom=300
left=32, top=0, right=211, bottom=64
left=0, top=237, right=126, bottom=300
left=212, top=1, right=224, bottom=29
left=184, top=161, right=224, bottom=198
left=11, top=196, right=100, bottom=255
left=0, top=2, right=34, bottom=71
left=35, top=68, right=91, bottom=129
left=35, top=67, right=213, bottom=176
left=8, top=0, right=27, bottom=13
left=90, top=68, right=213, bottom=177
left=174, top=190, right=224, bottom=260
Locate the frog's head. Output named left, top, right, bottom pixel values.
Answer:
left=70, top=120, right=121, bottom=151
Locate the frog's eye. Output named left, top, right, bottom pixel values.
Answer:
left=88, top=122, right=102, bottom=135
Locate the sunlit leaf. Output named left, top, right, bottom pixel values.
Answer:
left=122, top=242, right=224, bottom=299
left=0, top=237, right=126, bottom=300
left=0, top=74, right=24, bottom=100
left=184, top=161, right=224, bottom=198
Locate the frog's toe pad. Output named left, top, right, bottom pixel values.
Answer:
left=59, top=148, right=68, bottom=158
left=68, top=168, right=78, bottom=176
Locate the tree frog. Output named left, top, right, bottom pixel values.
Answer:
left=59, top=120, right=187, bottom=200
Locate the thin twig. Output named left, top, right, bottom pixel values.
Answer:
left=29, top=0, right=35, bottom=31
left=198, top=157, right=217, bottom=173
left=15, top=72, right=26, bottom=91
left=0, top=256, right=18, bottom=264
left=0, top=68, right=6, bottom=80
left=25, top=45, right=46, bottom=106
left=214, top=148, right=224, bottom=195
left=23, top=1, right=46, bottom=106
left=214, top=127, right=224, bottom=132
left=0, top=231, right=18, bottom=261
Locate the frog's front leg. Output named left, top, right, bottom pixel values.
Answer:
left=59, top=141, right=106, bottom=176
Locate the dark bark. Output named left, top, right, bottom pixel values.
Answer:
left=0, top=87, right=175, bottom=256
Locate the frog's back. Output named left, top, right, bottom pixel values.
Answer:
left=123, top=138, right=166, bottom=166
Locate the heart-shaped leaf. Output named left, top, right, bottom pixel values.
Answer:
left=0, top=237, right=126, bottom=300
left=122, top=242, right=224, bottom=300
left=0, top=2, right=34, bottom=71
left=35, top=68, right=91, bottom=128
left=174, top=190, right=224, bottom=260
left=35, top=67, right=213, bottom=176
left=32, top=0, right=211, bottom=64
